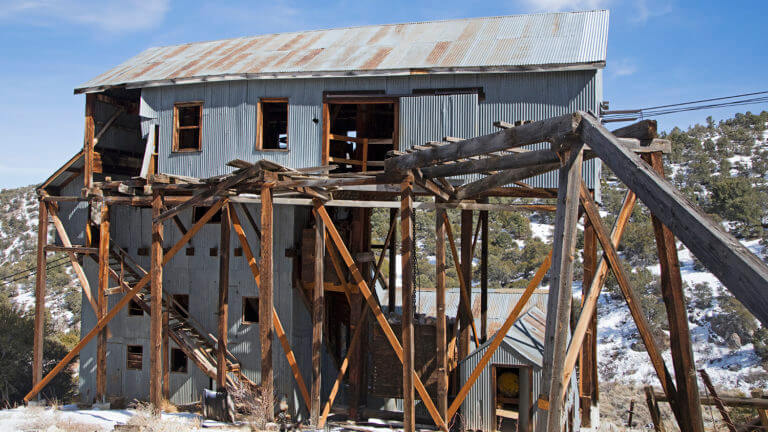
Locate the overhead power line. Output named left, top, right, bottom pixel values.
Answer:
left=602, top=90, right=768, bottom=122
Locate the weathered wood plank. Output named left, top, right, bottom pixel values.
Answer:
left=644, top=152, right=704, bottom=432
left=260, top=180, right=275, bottom=421
left=435, top=199, right=448, bottom=420
left=645, top=386, right=667, bottom=432
left=217, top=205, right=230, bottom=389
left=421, top=148, right=559, bottom=179
left=311, top=213, right=324, bottom=426
left=24, top=200, right=225, bottom=403
left=577, top=182, right=684, bottom=426
left=314, top=203, right=448, bottom=431
left=97, top=204, right=110, bottom=402
left=401, top=174, right=415, bottom=432
left=384, top=113, right=581, bottom=175
left=581, top=113, right=768, bottom=327
left=540, top=144, right=584, bottom=431
left=455, top=162, right=560, bottom=200
left=150, top=193, right=163, bottom=406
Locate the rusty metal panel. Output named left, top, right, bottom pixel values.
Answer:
left=76, top=11, right=609, bottom=93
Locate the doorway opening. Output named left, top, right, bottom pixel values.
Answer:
left=323, top=97, right=398, bottom=173
left=493, top=364, right=532, bottom=432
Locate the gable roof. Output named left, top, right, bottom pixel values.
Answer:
left=75, top=10, right=609, bottom=94
left=461, top=306, right=547, bottom=367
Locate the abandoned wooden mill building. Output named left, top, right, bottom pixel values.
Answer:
left=24, top=9, right=768, bottom=432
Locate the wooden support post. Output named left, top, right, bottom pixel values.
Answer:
left=32, top=200, right=48, bottom=394
left=577, top=183, right=684, bottom=427
left=388, top=208, right=397, bottom=313
left=310, top=214, right=324, bottom=426
left=162, top=307, right=169, bottom=399
left=645, top=386, right=667, bottom=432
left=25, top=201, right=226, bottom=403
left=401, top=173, right=415, bottom=432
left=644, top=152, right=704, bottom=432
left=480, top=201, right=488, bottom=343
left=435, top=198, right=448, bottom=420
left=539, top=143, right=584, bottom=432
left=84, top=93, right=95, bottom=190
left=96, top=204, right=110, bottom=402
left=260, top=178, right=275, bottom=420
left=217, top=204, right=230, bottom=389
left=459, top=209, right=473, bottom=358
left=348, top=207, right=368, bottom=420
left=314, top=203, right=448, bottom=431
left=580, top=209, right=598, bottom=427
left=150, top=192, right=163, bottom=407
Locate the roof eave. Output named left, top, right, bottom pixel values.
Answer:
left=73, top=61, right=606, bottom=94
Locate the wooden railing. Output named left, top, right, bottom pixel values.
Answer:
left=328, top=134, right=391, bottom=172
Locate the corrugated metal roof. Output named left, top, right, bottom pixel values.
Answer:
left=461, top=306, right=547, bottom=367
left=75, top=10, right=609, bottom=93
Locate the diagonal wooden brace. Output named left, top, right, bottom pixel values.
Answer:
left=24, top=199, right=227, bottom=403
left=313, top=201, right=448, bottom=431
left=229, top=203, right=312, bottom=413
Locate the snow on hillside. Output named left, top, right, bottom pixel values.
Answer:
left=0, top=186, right=78, bottom=331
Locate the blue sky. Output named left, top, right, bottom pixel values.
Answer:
left=0, top=0, right=766, bottom=188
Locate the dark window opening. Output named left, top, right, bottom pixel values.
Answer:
left=193, top=206, right=222, bottom=224
left=242, top=297, right=259, bottom=324
left=258, top=99, right=288, bottom=150
left=170, top=348, right=188, bottom=373
left=128, top=299, right=144, bottom=316
left=171, top=294, right=189, bottom=319
left=126, top=345, right=143, bottom=370
left=173, top=102, right=203, bottom=152
left=326, top=101, right=396, bottom=174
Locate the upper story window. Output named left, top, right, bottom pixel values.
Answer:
left=173, top=102, right=203, bottom=152
left=257, top=98, right=288, bottom=151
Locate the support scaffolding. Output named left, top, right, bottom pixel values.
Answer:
left=28, top=111, right=768, bottom=432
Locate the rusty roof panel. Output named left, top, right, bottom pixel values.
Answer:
left=76, top=10, right=608, bottom=93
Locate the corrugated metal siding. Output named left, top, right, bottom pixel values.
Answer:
left=77, top=203, right=308, bottom=416
left=460, top=342, right=542, bottom=431
left=77, top=11, right=609, bottom=92
left=143, top=70, right=600, bottom=189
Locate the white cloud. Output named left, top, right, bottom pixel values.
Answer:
left=519, top=0, right=612, bottom=12
left=631, top=0, right=672, bottom=24
left=0, top=0, right=170, bottom=32
left=611, top=58, right=637, bottom=77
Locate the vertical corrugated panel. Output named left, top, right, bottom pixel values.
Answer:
left=459, top=343, right=543, bottom=431
left=142, top=70, right=600, bottom=191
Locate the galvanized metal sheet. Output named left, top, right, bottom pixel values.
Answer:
left=76, top=11, right=608, bottom=92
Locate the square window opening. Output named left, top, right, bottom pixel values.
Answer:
left=171, top=294, right=190, bottom=319
left=128, top=299, right=144, bottom=316
left=258, top=100, right=288, bottom=150
left=126, top=345, right=143, bottom=370
left=193, top=206, right=221, bottom=224
left=242, top=297, right=259, bottom=324
left=171, top=348, right=188, bottom=373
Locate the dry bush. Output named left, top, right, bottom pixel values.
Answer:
left=228, top=382, right=273, bottom=429
left=126, top=401, right=201, bottom=432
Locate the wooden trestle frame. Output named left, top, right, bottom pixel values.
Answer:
left=27, top=111, right=768, bottom=432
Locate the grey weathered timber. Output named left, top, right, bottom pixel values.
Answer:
left=455, top=162, right=561, bottom=200
left=217, top=205, right=230, bottom=389
left=539, top=144, right=583, bottom=431
left=32, top=200, right=47, bottom=395
left=401, top=173, right=415, bottom=432
left=435, top=198, right=448, bottom=420
left=611, top=119, right=657, bottom=141
left=580, top=113, right=768, bottom=326
left=420, top=148, right=559, bottom=179
left=385, top=113, right=582, bottom=175
left=310, top=213, right=324, bottom=426
left=644, top=152, right=704, bottom=432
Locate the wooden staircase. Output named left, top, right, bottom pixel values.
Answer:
left=105, top=243, right=256, bottom=389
